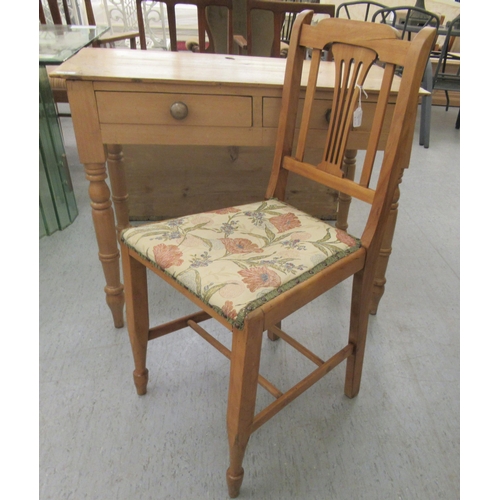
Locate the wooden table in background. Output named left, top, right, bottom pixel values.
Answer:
left=54, top=47, right=410, bottom=328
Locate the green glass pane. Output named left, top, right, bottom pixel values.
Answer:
left=39, top=65, right=78, bottom=235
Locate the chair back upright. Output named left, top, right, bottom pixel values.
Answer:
left=266, top=13, right=435, bottom=255
left=136, top=0, right=233, bottom=53
left=244, top=0, right=336, bottom=57
left=336, top=1, right=387, bottom=21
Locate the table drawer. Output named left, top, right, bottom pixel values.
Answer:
left=263, top=97, right=331, bottom=130
left=262, top=97, right=394, bottom=134
left=96, top=92, right=253, bottom=127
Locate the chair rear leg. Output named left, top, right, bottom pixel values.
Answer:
left=226, top=313, right=264, bottom=498
left=121, top=244, right=150, bottom=395
left=267, top=321, right=281, bottom=341
left=344, top=270, right=372, bottom=399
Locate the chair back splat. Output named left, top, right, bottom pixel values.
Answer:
left=120, top=12, right=435, bottom=498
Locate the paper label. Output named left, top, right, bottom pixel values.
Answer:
left=353, top=107, right=363, bottom=128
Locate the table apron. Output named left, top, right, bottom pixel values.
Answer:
left=99, top=124, right=382, bottom=150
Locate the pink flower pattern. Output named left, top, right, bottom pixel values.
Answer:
left=269, top=212, right=301, bottom=233
left=221, top=238, right=263, bottom=254
left=335, top=229, right=357, bottom=247
left=222, top=300, right=238, bottom=320
left=153, top=244, right=184, bottom=269
left=238, top=266, right=281, bottom=292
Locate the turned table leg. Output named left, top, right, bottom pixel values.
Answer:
left=336, top=149, right=357, bottom=231
left=106, top=144, right=131, bottom=236
left=369, top=172, right=403, bottom=315
left=335, top=149, right=402, bottom=316
left=85, top=161, right=125, bottom=328
left=66, top=81, right=126, bottom=328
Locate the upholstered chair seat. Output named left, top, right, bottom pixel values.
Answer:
left=121, top=200, right=361, bottom=329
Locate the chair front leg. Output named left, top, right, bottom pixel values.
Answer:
left=121, top=244, right=150, bottom=395
left=344, top=270, right=372, bottom=399
left=226, top=312, right=265, bottom=498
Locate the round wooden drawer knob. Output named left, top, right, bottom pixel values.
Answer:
left=170, top=101, right=189, bottom=120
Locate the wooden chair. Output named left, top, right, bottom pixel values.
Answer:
left=234, top=0, right=336, bottom=57
left=136, top=0, right=233, bottom=53
left=40, top=0, right=139, bottom=112
left=432, top=15, right=460, bottom=128
left=371, top=5, right=440, bottom=40
left=372, top=5, right=439, bottom=149
left=336, top=1, right=387, bottom=21
left=120, top=12, right=435, bottom=497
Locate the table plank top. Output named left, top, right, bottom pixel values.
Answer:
left=52, top=47, right=403, bottom=93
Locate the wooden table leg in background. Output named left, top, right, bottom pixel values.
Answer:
left=369, top=172, right=402, bottom=315
left=85, top=161, right=125, bottom=328
left=335, top=149, right=357, bottom=231
left=336, top=149, right=402, bottom=316
left=107, top=144, right=131, bottom=236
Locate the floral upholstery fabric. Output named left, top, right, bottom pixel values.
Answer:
left=121, top=200, right=361, bottom=329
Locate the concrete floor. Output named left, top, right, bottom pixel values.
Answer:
left=40, top=104, right=460, bottom=499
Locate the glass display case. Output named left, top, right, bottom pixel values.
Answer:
left=39, top=24, right=108, bottom=237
